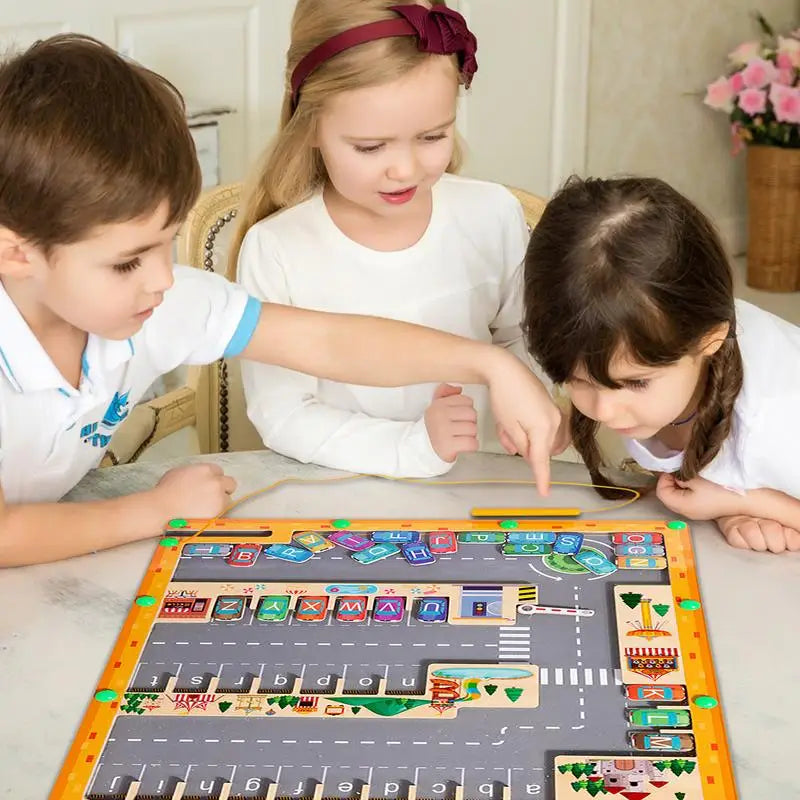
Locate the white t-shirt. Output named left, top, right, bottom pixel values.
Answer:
left=624, top=300, right=800, bottom=497
left=238, top=174, right=544, bottom=477
left=0, top=266, right=260, bottom=503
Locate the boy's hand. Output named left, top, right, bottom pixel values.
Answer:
left=485, top=353, right=561, bottom=494
left=497, top=405, right=571, bottom=457
left=424, top=383, right=479, bottom=462
left=655, top=473, right=745, bottom=520
left=152, top=463, right=237, bottom=520
left=717, top=515, right=800, bottom=553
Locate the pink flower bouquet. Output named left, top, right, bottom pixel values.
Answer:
left=704, top=14, right=799, bottom=154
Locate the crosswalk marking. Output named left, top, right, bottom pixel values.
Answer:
left=497, top=627, right=532, bottom=662
left=535, top=666, right=624, bottom=687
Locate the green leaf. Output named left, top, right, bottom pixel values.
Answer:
left=621, top=592, right=642, bottom=609
left=675, top=793, right=686, bottom=800
left=218, top=701, right=232, bottom=713
left=754, top=11, right=775, bottom=39
left=652, top=603, right=670, bottom=616
left=504, top=687, right=523, bottom=703
left=484, top=683, right=498, bottom=695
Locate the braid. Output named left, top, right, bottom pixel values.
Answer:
left=570, top=407, right=634, bottom=500
left=679, top=338, right=743, bottom=480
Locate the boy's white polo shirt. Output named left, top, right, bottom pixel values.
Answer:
left=624, top=300, right=800, bottom=498
left=0, top=266, right=260, bottom=503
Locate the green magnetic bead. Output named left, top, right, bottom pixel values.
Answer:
left=159, top=536, right=180, bottom=547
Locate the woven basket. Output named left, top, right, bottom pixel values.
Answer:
left=746, top=145, right=800, bottom=292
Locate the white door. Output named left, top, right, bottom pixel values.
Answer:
left=0, top=0, right=589, bottom=198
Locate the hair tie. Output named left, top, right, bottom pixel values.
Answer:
left=290, top=4, right=478, bottom=111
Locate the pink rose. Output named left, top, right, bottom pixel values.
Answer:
left=728, top=40, right=761, bottom=65
left=775, top=53, right=796, bottom=84
left=777, top=36, right=800, bottom=68
left=728, top=71, right=745, bottom=93
left=737, top=87, right=767, bottom=115
left=704, top=76, right=734, bottom=112
left=741, top=57, right=779, bottom=89
left=769, top=83, right=800, bottom=124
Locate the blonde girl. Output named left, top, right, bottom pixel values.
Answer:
left=231, top=0, right=553, bottom=478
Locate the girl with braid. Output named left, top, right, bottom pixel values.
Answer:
left=519, top=176, right=800, bottom=554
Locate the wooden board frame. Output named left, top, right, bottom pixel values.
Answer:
left=51, top=518, right=736, bottom=800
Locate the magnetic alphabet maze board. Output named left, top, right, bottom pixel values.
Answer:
left=54, top=518, right=736, bottom=800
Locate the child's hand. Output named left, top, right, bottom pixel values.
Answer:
left=717, top=515, right=800, bottom=553
left=497, top=406, right=571, bottom=457
left=485, top=353, right=561, bottom=494
left=655, top=473, right=745, bottom=520
left=424, top=383, right=479, bottom=462
left=153, top=463, right=237, bottom=519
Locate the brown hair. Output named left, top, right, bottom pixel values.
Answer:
left=229, top=0, right=463, bottom=276
left=0, top=34, right=201, bottom=250
left=523, top=176, right=743, bottom=497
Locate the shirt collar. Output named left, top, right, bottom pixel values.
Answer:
left=0, top=280, right=135, bottom=393
left=623, top=413, right=750, bottom=495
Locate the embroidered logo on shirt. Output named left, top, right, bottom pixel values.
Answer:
left=80, top=391, right=131, bottom=448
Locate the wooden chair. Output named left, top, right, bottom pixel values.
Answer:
left=172, top=181, right=551, bottom=455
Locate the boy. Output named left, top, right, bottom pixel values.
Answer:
left=0, top=34, right=560, bottom=567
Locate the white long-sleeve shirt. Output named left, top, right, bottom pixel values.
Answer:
left=237, top=174, right=542, bottom=477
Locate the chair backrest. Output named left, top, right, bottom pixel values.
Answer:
left=178, top=182, right=548, bottom=454
left=176, top=182, right=264, bottom=453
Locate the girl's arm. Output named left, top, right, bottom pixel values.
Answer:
left=656, top=472, right=800, bottom=528
left=239, top=357, right=453, bottom=477
left=739, top=488, right=800, bottom=530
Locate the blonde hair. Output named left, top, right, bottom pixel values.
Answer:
left=229, top=0, right=464, bottom=276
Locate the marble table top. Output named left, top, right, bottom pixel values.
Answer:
left=1, top=450, right=797, bottom=799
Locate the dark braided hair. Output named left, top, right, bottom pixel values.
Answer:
left=523, top=176, right=743, bottom=498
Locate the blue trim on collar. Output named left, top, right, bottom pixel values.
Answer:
left=0, top=345, right=21, bottom=391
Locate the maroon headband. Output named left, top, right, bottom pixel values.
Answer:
left=290, top=4, right=478, bottom=110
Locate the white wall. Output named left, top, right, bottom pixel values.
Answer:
left=585, top=0, right=798, bottom=254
